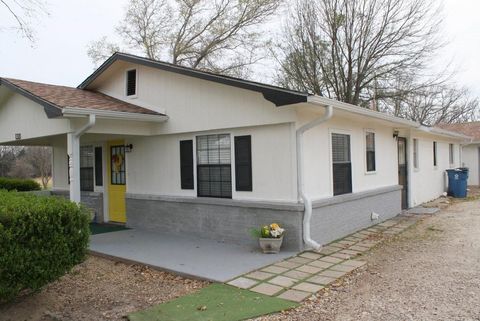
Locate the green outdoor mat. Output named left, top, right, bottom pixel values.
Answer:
left=89, top=222, right=129, bottom=235
left=128, top=283, right=298, bottom=321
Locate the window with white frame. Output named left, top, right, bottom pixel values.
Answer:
left=449, top=143, right=454, bottom=165
left=365, top=131, right=376, bottom=172
left=433, top=141, right=438, bottom=167
left=196, top=134, right=232, bottom=198
left=332, top=133, right=352, bottom=196
left=413, top=138, right=419, bottom=169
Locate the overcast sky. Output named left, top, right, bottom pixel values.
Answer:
left=0, top=0, right=479, bottom=96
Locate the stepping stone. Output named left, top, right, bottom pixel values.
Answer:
left=296, top=264, right=323, bottom=274
left=300, top=252, right=323, bottom=260
left=351, top=233, right=367, bottom=239
left=307, top=275, right=336, bottom=285
left=339, top=249, right=360, bottom=256
left=338, top=240, right=356, bottom=246
left=331, top=252, right=352, bottom=260
left=292, top=282, right=324, bottom=293
left=319, top=246, right=339, bottom=255
left=318, top=269, right=347, bottom=278
left=262, top=265, right=288, bottom=274
left=342, top=260, right=367, bottom=268
left=227, top=277, right=258, bottom=289
left=287, top=257, right=312, bottom=264
left=343, top=236, right=361, bottom=242
left=246, top=271, right=275, bottom=281
left=250, top=283, right=284, bottom=296
left=309, top=260, right=334, bottom=269
left=275, top=260, right=302, bottom=269
left=319, top=256, right=344, bottom=264
left=277, top=289, right=311, bottom=302
left=283, top=269, right=311, bottom=280
left=329, top=264, right=357, bottom=273
left=349, top=245, right=370, bottom=252
left=329, top=242, right=347, bottom=249
left=268, top=275, right=297, bottom=287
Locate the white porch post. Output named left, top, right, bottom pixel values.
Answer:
left=67, top=132, right=81, bottom=203
left=67, top=114, right=96, bottom=204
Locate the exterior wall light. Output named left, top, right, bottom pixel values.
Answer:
left=125, top=144, right=133, bottom=152
left=393, top=130, right=399, bottom=139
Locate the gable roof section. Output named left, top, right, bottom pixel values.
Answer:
left=0, top=78, right=164, bottom=118
left=78, top=52, right=309, bottom=107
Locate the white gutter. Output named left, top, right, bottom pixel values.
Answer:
left=62, top=107, right=168, bottom=123
left=69, top=114, right=96, bottom=203
left=296, top=97, right=333, bottom=251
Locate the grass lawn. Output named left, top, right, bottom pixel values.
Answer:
left=128, top=283, right=297, bottom=321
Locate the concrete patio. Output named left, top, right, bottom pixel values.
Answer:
left=89, top=229, right=297, bottom=282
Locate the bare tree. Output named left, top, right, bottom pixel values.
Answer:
left=24, top=146, right=51, bottom=189
left=275, top=0, right=478, bottom=124
left=88, top=0, right=281, bottom=76
left=0, top=0, right=48, bottom=42
left=277, top=0, right=444, bottom=105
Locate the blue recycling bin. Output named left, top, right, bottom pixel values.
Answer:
left=446, top=168, right=469, bottom=198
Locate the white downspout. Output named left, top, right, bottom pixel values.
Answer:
left=296, top=101, right=333, bottom=251
left=68, top=114, right=96, bottom=203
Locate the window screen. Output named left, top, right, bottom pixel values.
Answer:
left=196, top=134, right=232, bottom=198
left=111, top=145, right=126, bottom=185
left=126, top=69, right=137, bottom=96
left=332, top=133, right=352, bottom=196
left=80, top=146, right=94, bottom=192
left=365, top=132, right=376, bottom=172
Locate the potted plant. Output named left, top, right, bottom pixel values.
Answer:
left=252, top=223, right=285, bottom=254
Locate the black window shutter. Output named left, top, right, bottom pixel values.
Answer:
left=95, top=147, right=103, bottom=186
left=234, top=135, right=252, bottom=191
left=180, top=140, right=194, bottom=189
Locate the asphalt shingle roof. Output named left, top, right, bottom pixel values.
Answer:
left=438, top=122, right=480, bottom=141
left=1, top=78, right=163, bottom=116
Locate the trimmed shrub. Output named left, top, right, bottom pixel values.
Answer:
left=0, top=191, right=90, bottom=302
left=0, top=177, right=41, bottom=192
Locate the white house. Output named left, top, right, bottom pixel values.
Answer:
left=0, top=53, right=469, bottom=251
left=439, top=122, right=480, bottom=186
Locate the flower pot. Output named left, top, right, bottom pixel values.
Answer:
left=259, top=236, right=284, bottom=254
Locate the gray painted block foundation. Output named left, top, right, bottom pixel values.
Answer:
left=310, top=185, right=402, bottom=244
left=51, top=190, right=104, bottom=222
left=126, top=194, right=304, bottom=251
left=126, top=185, right=402, bottom=252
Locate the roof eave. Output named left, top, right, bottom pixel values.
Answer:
left=78, top=52, right=308, bottom=107
left=0, top=78, right=63, bottom=118
left=62, top=107, right=168, bottom=123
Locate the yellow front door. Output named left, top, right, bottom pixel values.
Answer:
left=108, top=140, right=126, bottom=223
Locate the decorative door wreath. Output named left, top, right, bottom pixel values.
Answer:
left=112, top=154, right=123, bottom=173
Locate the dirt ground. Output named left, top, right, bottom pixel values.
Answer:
left=255, top=198, right=480, bottom=321
left=2, top=198, right=479, bottom=321
left=0, top=256, right=208, bottom=321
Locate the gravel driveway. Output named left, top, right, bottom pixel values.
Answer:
left=254, top=199, right=480, bottom=321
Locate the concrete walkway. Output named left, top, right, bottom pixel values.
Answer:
left=227, top=214, right=421, bottom=302
left=89, top=229, right=297, bottom=282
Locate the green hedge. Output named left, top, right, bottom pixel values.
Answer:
left=0, top=177, right=41, bottom=192
left=0, top=191, right=90, bottom=302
